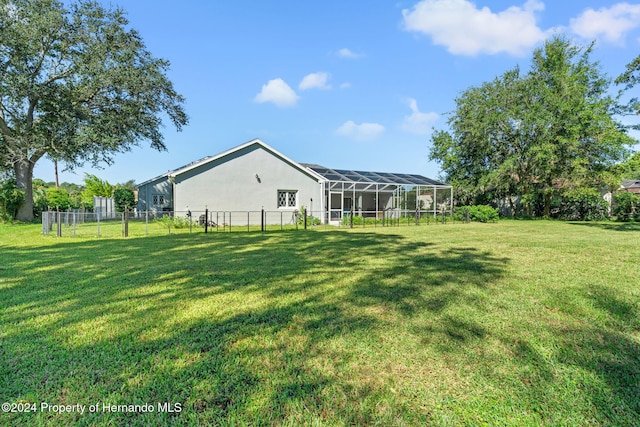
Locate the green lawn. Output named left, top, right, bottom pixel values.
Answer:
left=1, top=221, right=638, bottom=426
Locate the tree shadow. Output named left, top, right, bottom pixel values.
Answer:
left=567, top=221, right=640, bottom=232
left=2, top=226, right=637, bottom=424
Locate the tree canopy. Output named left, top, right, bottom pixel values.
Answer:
left=430, top=36, right=635, bottom=216
left=615, top=53, right=640, bottom=128
left=0, top=0, right=187, bottom=221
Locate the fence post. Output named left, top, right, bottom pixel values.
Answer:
left=350, top=211, right=353, bottom=228
left=205, top=208, right=208, bottom=233
left=261, top=208, right=265, bottom=232
left=56, top=208, right=62, bottom=237
left=304, top=208, right=307, bottom=230
left=124, top=208, right=129, bottom=237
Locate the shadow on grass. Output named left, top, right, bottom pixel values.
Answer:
left=567, top=221, right=640, bottom=232
left=0, top=228, right=638, bottom=425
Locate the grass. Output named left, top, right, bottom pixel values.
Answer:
left=0, top=220, right=638, bottom=426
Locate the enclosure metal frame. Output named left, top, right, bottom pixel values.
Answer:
left=322, top=179, right=453, bottom=224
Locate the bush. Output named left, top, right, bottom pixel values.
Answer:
left=557, top=188, right=608, bottom=221
left=297, top=206, right=321, bottom=226
left=46, top=187, right=71, bottom=210
left=613, top=192, right=640, bottom=221
left=455, top=205, right=499, bottom=223
left=114, top=188, right=136, bottom=212
left=153, top=215, right=193, bottom=229
left=341, top=214, right=381, bottom=226
left=0, top=178, right=25, bottom=220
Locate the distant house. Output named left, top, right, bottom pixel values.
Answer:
left=136, top=139, right=451, bottom=225
left=622, top=179, right=640, bottom=194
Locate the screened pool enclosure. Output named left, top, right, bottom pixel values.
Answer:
left=302, top=164, right=453, bottom=225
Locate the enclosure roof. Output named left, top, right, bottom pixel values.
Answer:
left=301, top=163, right=449, bottom=187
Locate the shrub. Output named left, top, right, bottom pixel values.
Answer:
left=114, top=188, right=136, bottom=212
left=46, top=187, right=71, bottom=210
left=154, top=215, right=193, bottom=229
left=557, top=188, right=608, bottom=221
left=297, top=206, right=321, bottom=226
left=455, top=205, right=499, bottom=223
left=0, top=178, right=25, bottom=220
left=613, top=192, right=640, bottom=221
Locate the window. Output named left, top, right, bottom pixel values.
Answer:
left=152, top=194, right=165, bottom=206
left=278, top=190, right=297, bottom=208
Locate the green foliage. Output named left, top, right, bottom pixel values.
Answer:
left=81, top=174, right=114, bottom=208
left=617, top=151, right=640, bottom=180
left=153, top=214, right=192, bottom=229
left=430, top=36, right=633, bottom=216
left=295, top=206, right=321, bottom=226
left=612, top=192, right=640, bottom=221
left=0, top=178, right=25, bottom=220
left=454, top=205, right=499, bottom=223
left=614, top=54, right=640, bottom=131
left=113, top=188, right=136, bottom=212
left=557, top=188, right=609, bottom=221
left=341, top=214, right=381, bottom=226
left=31, top=179, right=49, bottom=217
left=0, top=0, right=187, bottom=221
left=46, top=187, right=71, bottom=210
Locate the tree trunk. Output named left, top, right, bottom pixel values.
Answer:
left=14, top=158, right=35, bottom=222
left=54, top=159, right=59, bottom=188
left=544, top=192, right=551, bottom=218
left=508, top=196, right=516, bottom=217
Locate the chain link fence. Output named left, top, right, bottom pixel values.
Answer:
left=41, top=207, right=458, bottom=238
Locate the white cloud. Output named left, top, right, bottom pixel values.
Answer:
left=570, top=3, right=640, bottom=43
left=400, top=98, right=439, bottom=135
left=337, top=48, right=365, bottom=59
left=340, top=82, right=352, bottom=89
left=299, top=72, right=332, bottom=90
left=253, top=78, right=299, bottom=108
left=402, top=0, right=550, bottom=56
left=336, top=120, right=385, bottom=141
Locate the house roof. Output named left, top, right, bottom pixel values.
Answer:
left=136, top=138, right=325, bottom=187
left=301, top=163, right=448, bottom=187
left=136, top=139, right=449, bottom=188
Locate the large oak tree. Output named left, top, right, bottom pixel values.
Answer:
left=0, top=0, right=187, bottom=221
left=430, top=36, right=634, bottom=216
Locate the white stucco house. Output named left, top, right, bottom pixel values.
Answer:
left=136, top=138, right=451, bottom=225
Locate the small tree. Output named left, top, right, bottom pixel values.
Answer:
left=80, top=174, right=114, bottom=209
left=114, top=188, right=135, bottom=212
left=46, top=187, right=71, bottom=210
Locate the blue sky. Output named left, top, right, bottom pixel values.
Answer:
left=37, top=0, right=640, bottom=185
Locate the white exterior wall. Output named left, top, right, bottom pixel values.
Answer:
left=173, top=144, right=323, bottom=223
